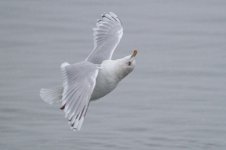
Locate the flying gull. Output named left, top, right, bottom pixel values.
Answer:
left=40, top=12, right=138, bottom=131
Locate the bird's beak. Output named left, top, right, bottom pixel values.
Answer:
left=130, top=49, right=138, bottom=58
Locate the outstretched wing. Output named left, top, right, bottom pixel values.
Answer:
left=60, top=61, right=98, bottom=131
left=86, top=12, right=123, bottom=64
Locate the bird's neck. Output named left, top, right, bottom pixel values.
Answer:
left=101, top=59, right=128, bottom=82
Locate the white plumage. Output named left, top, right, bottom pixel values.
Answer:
left=86, top=12, right=123, bottom=64
left=40, top=12, right=137, bottom=131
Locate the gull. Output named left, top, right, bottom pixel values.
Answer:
left=40, top=12, right=138, bottom=131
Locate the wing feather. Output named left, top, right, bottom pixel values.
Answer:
left=61, top=61, right=98, bottom=131
left=86, top=12, right=123, bottom=64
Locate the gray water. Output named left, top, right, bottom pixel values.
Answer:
left=1, top=0, right=226, bottom=149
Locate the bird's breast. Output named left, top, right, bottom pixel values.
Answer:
left=90, top=68, right=118, bottom=101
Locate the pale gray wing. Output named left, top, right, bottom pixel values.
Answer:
left=60, top=61, right=98, bottom=131
left=86, top=12, right=123, bottom=64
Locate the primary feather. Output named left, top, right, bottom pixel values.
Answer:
left=86, top=12, right=123, bottom=64
left=60, top=61, right=99, bottom=130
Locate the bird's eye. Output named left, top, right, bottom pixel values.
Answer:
left=128, top=61, right=132, bottom=66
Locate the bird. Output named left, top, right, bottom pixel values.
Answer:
left=40, top=12, right=138, bottom=131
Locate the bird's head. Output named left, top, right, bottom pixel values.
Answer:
left=115, top=50, right=138, bottom=80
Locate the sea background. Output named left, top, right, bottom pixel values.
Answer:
left=0, top=0, right=226, bottom=149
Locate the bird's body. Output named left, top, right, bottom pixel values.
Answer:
left=40, top=12, right=137, bottom=131
left=91, top=61, right=119, bottom=100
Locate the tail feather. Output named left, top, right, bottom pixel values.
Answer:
left=40, top=87, right=63, bottom=104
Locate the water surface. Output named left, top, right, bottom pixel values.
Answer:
left=1, top=0, right=226, bottom=149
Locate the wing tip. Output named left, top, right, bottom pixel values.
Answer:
left=98, top=12, right=121, bottom=24
left=68, top=117, right=84, bottom=131
left=60, top=104, right=65, bottom=110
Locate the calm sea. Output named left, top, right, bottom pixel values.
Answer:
left=1, top=0, right=226, bottom=149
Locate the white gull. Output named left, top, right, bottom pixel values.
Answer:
left=40, top=12, right=138, bottom=131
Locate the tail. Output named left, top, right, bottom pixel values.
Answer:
left=40, top=87, right=63, bottom=104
